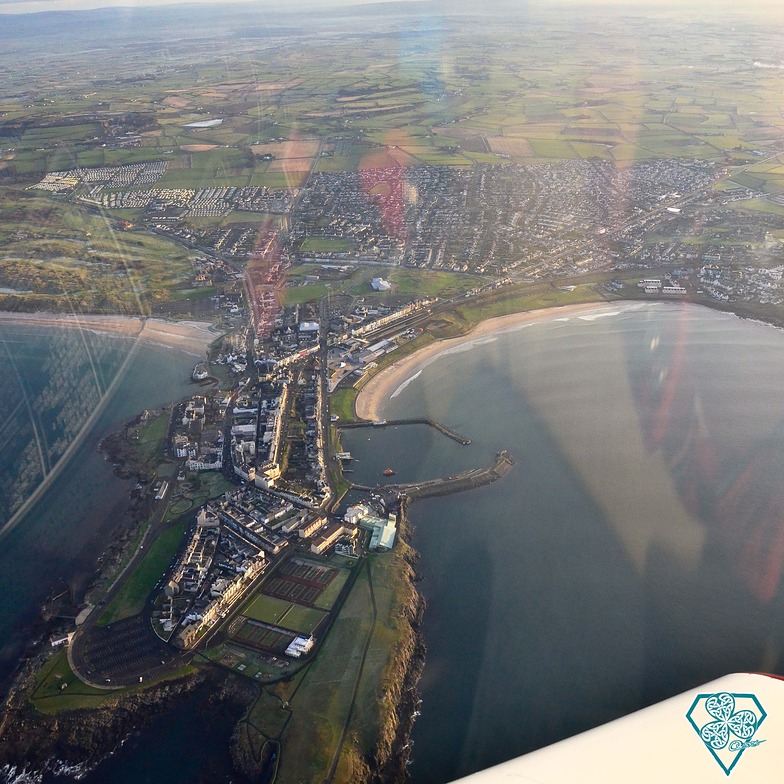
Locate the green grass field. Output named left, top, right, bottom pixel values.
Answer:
left=28, top=649, right=198, bottom=715
left=97, top=521, right=187, bottom=626
left=283, top=283, right=330, bottom=305
left=28, top=649, right=109, bottom=713
left=242, top=594, right=296, bottom=625
left=313, top=568, right=351, bottom=611
left=273, top=561, right=374, bottom=784
left=330, top=387, right=358, bottom=422
left=282, top=604, right=327, bottom=635
left=134, top=413, right=170, bottom=466
left=243, top=593, right=326, bottom=635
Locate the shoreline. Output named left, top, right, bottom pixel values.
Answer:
left=355, top=302, right=627, bottom=421
left=355, top=297, right=784, bottom=422
left=0, top=312, right=225, bottom=358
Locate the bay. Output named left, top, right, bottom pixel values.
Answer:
left=0, top=323, right=199, bottom=692
left=343, top=302, right=784, bottom=784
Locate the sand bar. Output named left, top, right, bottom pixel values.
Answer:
left=355, top=303, right=626, bottom=421
left=0, top=312, right=225, bottom=357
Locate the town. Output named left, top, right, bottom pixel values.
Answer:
left=8, top=5, right=784, bottom=781
left=27, top=154, right=784, bottom=312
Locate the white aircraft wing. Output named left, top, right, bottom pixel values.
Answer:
left=453, top=673, right=784, bottom=783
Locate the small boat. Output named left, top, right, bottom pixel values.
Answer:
left=383, top=468, right=396, bottom=476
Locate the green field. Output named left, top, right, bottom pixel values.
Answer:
left=313, top=568, right=351, bottom=611
left=98, top=521, right=187, bottom=626
left=242, top=594, right=291, bottom=625
left=28, top=648, right=198, bottom=715
left=0, top=192, right=191, bottom=314
left=243, top=593, right=326, bottom=635
left=283, top=282, right=332, bottom=305
left=330, top=388, right=358, bottom=421
left=267, top=546, right=420, bottom=784
left=28, top=649, right=110, bottom=713
left=385, top=269, right=486, bottom=298
left=272, top=561, right=375, bottom=783
left=134, top=413, right=170, bottom=465
left=282, top=604, right=328, bottom=635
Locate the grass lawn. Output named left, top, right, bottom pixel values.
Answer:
left=163, top=471, right=236, bottom=523
left=243, top=594, right=326, bottom=635
left=283, top=283, right=330, bottom=305
left=97, top=521, right=187, bottom=626
left=330, top=388, right=358, bottom=421
left=28, top=650, right=108, bottom=712
left=340, top=551, right=414, bottom=765
left=313, top=568, right=351, bottom=611
left=200, top=471, right=237, bottom=498
left=274, top=561, right=374, bottom=784
left=282, top=604, right=327, bottom=635
left=243, top=594, right=293, bottom=625
left=731, top=199, right=784, bottom=217
left=28, top=649, right=198, bottom=714
left=457, top=283, right=605, bottom=329
left=346, top=268, right=486, bottom=299
left=134, top=412, right=170, bottom=466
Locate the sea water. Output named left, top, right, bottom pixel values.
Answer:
left=0, top=322, right=198, bottom=691
left=343, top=302, right=784, bottom=784
left=8, top=302, right=784, bottom=783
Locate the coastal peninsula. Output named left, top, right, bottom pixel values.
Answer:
left=6, top=1, right=784, bottom=780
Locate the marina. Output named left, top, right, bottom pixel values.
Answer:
left=352, top=452, right=515, bottom=501
left=337, top=417, right=472, bottom=446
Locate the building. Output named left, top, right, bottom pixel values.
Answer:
left=285, top=635, right=315, bottom=658
left=345, top=504, right=398, bottom=551
left=310, top=522, right=358, bottom=555
left=298, top=515, right=327, bottom=539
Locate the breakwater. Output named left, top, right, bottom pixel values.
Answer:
left=337, top=418, right=471, bottom=445
left=352, top=450, right=514, bottom=500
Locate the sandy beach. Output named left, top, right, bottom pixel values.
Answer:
left=0, top=312, right=225, bottom=357
left=355, top=302, right=626, bottom=421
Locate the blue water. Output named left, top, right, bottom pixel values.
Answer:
left=343, top=302, right=784, bottom=784
left=74, top=685, right=240, bottom=784
left=0, top=323, right=198, bottom=691
left=7, top=302, right=784, bottom=784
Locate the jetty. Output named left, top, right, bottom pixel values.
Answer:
left=337, top=418, right=471, bottom=445
left=352, top=450, right=514, bottom=500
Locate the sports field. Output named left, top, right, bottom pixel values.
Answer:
left=242, top=593, right=327, bottom=635
left=230, top=618, right=295, bottom=654
left=243, top=594, right=291, bottom=625
left=261, top=559, right=351, bottom=610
